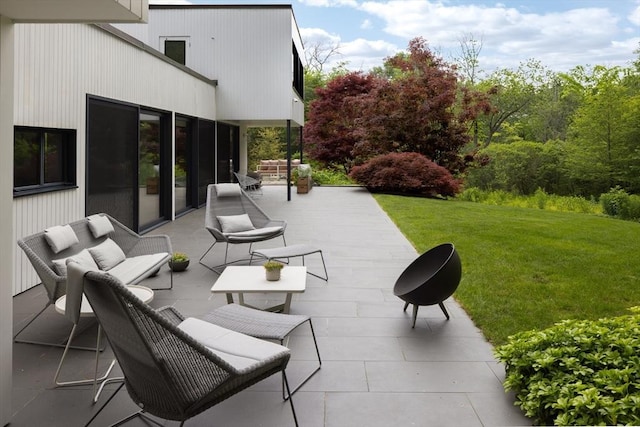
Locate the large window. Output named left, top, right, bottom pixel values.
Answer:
left=14, top=126, right=76, bottom=196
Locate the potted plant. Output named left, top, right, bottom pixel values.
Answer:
left=263, top=260, right=284, bottom=281
left=169, top=252, right=190, bottom=272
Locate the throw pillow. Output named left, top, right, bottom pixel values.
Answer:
left=215, top=183, right=241, bottom=197
left=87, top=214, right=114, bottom=238
left=44, top=224, right=79, bottom=254
left=217, top=214, right=255, bottom=233
left=52, top=249, right=99, bottom=276
left=88, top=238, right=126, bottom=271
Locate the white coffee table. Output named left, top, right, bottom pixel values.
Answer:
left=211, top=266, right=306, bottom=314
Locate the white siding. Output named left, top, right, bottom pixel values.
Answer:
left=12, top=23, right=216, bottom=295
left=132, top=7, right=303, bottom=124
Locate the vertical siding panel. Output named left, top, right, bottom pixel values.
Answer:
left=13, top=23, right=216, bottom=295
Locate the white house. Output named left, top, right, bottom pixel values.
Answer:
left=2, top=3, right=304, bottom=424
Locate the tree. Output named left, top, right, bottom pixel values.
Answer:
left=248, top=127, right=286, bottom=170
left=478, top=59, right=554, bottom=146
left=355, top=37, right=484, bottom=174
left=303, top=39, right=341, bottom=74
left=563, top=65, right=640, bottom=195
left=454, top=33, right=484, bottom=147
left=303, top=72, right=381, bottom=173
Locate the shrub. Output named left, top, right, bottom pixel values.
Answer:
left=601, top=186, right=630, bottom=217
left=349, top=152, right=460, bottom=197
left=495, top=307, right=640, bottom=426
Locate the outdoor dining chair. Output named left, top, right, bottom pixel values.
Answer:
left=69, top=263, right=299, bottom=427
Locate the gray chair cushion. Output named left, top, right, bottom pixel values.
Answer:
left=177, top=317, right=289, bottom=374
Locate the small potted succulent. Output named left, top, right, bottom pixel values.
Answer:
left=169, top=252, right=190, bottom=272
left=263, top=260, right=284, bottom=281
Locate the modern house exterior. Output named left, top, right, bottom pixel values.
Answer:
left=2, top=3, right=304, bottom=424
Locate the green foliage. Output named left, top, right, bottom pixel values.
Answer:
left=263, top=260, right=284, bottom=271
left=465, top=140, right=568, bottom=195
left=458, top=187, right=601, bottom=214
left=600, top=186, right=640, bottom=221
left=171, top=252, right=189, bottom=262
left=495, top=308, right=640, bottom=426
left=309, top=167, right=354, bottom=185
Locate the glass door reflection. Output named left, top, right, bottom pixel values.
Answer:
left=139, top=112, right=162, bottom=228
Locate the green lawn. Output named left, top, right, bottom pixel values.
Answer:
left=375, top=194, right=640, bottom=345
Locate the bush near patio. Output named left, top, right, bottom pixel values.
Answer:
left=494, top=308, right=640, bottom=426
left=350, top=152, right=460, bottom=197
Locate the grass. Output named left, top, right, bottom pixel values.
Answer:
left=374, top=194, right=640, bottom=345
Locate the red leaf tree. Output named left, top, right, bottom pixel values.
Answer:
left=303, top=72, right=382, bottom=173
left=354, top=37, right=478, bottom=175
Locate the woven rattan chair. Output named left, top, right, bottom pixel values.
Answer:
left=233, top=171, right=263, bottom=196
left=15, top=214, right=172, bottom=349
left=70, top=264, right=299, bottom=427
left=199, top=183, right=286, bottom=272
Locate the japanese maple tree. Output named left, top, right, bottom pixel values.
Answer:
left=355, top=37, right=482, bottom=175
left=303, top=72, right=382, bottom=173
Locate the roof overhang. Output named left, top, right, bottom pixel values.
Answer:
left=0, top=0, right=148, bottom=23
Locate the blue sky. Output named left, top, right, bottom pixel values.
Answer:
left=151, top=0, right=640, bottom=75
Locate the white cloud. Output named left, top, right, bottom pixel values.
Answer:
left=354, top=0, right=636, bottom=72
left=629, top=1, right=640, bottom=26
left=298, top=0, right=358, bottom=7
left=300, top=27, right=342, bottom=45
left=361, top=19, right=373, bottom=30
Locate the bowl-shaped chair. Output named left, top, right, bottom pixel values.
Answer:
left=393, top=243, right=462, bottom=328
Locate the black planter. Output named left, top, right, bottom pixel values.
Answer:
left=169, top=259, right=190, bottom=272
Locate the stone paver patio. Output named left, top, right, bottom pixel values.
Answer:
left=11, top=185, right=531, bottom=426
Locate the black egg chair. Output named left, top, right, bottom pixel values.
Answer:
left=393, top=243, right=462, bottom=328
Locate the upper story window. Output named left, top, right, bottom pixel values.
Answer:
left=161, top=37, right=189, bottom=66
left=293, top=42, right=304, bottom=99
left=14, top=126, right=76, bottom=197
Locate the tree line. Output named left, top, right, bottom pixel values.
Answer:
left=302, top=36, right=640, bottom=198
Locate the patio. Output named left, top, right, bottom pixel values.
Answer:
left=11, top=185, right=531, bottom=426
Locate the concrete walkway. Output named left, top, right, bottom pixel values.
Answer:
left=11, top=185, right=531, bottom=426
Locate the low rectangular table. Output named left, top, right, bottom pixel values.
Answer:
left=211, top=266, right=306, bottom=314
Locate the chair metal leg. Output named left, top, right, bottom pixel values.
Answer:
left=412, top=304, right=419, bottom=328
left=85, top=382, right=165, bottom=427
left=282, top=319, right=322, bottom=400
left=13, top=301, right=51, bottom=345
left=282, top=371, right=299, bottom=427
left=301, top=251, right=329, bottom=281
left=55, top=324, right=116, bottom=389
left=16, top=302, right=105, bottom=351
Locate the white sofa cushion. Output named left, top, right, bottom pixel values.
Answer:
left=225, top=226, right=283, bottom=238
left=217, top=214, right=255, bottom=233
left=215, top=183, right=241, bottom=197
left=177, top=317, right=289, bottom=374
left=89, top=238, right=126, bottom=271
left=87, top=214, right=114, bottom=238
left=107, top=253, right=169, bottom=285
left=44, top=224, right=79, bottom=254
left=52, top=249, right=99, bottom=276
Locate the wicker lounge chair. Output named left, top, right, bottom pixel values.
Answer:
left=199, top=183, right=286, bottom=272
left=70, top=263, right=299, bottom=427
left=234, top=171, right=263, bottom=196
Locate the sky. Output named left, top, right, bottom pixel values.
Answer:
left=151, top=0, right=640, bottom=75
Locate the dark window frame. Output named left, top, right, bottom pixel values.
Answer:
left=13, top=126, right=77, bottom=197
